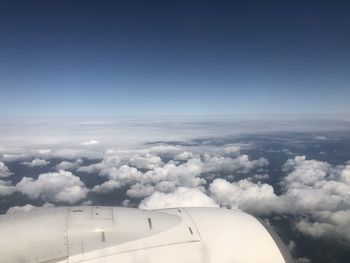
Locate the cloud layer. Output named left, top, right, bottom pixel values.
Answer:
left=1, top=120, right=350, bottom=249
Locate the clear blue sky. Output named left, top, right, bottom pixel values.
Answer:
left=0, top=0, right=349, bottom=117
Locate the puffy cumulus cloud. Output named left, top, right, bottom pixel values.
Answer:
left=85, top=145, right=269, bottom=201
left=78, top=152, right=163, bottom=173
left=0, top=161, right=12, bottom=178
left=22, top=158, right=50, bottom=167
left=148, top=145, right=185, bottom=160
left=202, top=154, right=268, bottom=174
left=6, top=204, right=37, bottom=214
left=280, top=157, right=350, bottom=240
left=139, top=187, right=218, bottom=210
left=92, top=165, right=142, bottom=193
left=56, top=159, right=83, bottom=171
left=92, top=159, right=205, bottom=198
left=16, top=170, right=88, bottom=204
left=0, top=180, right=16, bottom=196
left=127, top=183, right=155, bottom=198
left=282, top=156, right=331, bottom=187
left=174, top=151, right=194, bottom=161
left=223, top=145, right=241, bottom=155
left=6, top=203, right=55, bottom=214
left=281, top=157, right=350, bottom=214
left=209, top=178, right=284, bottom=215
left=295, top=210, right=350, bottom=241
left=207, top=156, right=350, bottom=241
left=142, top=158, right=204, bottom=190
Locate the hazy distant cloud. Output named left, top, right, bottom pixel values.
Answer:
left=22, top=158, right=50, bottom=167
left=252, top=174, right=270, bottom=181
left=16, top=170, right=88, bottom=204
left=81, top=140, right=99, bottom=146
left=0, top=161, right=12, bottom=178
left=139, top=187, right=218, bottom=210
left=314, top=136, right=327, bottom=140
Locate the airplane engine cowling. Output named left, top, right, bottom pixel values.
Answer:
left=0, top=206, right=294, bottom=263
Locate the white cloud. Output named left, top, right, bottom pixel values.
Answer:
left=256, top=156, right=350, bottom=240
left=85, top=145, right=270, bottom=202
left=91, top=165, right=143, bottom=193
left=252, top=174, right=270, bottom=181
left=282, top=156, right=331, bottom=187
left=0, top=161, right=12, bottom=178
left=205, top=155, right=350, bottom=241
left=81, top=140, right=99, bottom=146
left=209, top=178, right=284, bottom=215
left=0, top=180, right=16, bottom=196
left=92, top=180, right=123, bottom=193
left=56, top=159, right=83, bottom=171
left=314, top=136, right=327, bottom=140
left=78, top=153, right=163, bottom=173
left=139, top=187, right=218, bottom=210
left=6, top=203, right=55, bottom=214
left=127, top=183, right=155, bottom=198
left=22, top=158, right=50, bottom=167
left=6, top=204, right=37, bottom=214
left=174, top=151, right=194, bottom=161
left=202, top=154, right=269, bottom=174
left=223, top=145, right=241, bottom=154
left=16, top=170, right=88, bottom=204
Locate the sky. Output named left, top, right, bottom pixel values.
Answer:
left=0, top=0, right=350, bottom=117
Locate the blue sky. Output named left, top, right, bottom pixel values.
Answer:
left=0, top=0, right=349, bottom=117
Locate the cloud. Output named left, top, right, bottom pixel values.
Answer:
left=0, top=180, right=16, bottom=196
left=0, top=161, right=12, bottom=178
left=201, top=154, right=268, bottom=174
left=86, top=145, right=269, bottom=201
left=16, top=170, right=88, bottom=204
left=209, top=178, right=284, bottom=215
left=139, top=187, right=218, bottom=210
left=205, top=155, right=350, bottom=242
left=280, top=157, right=350, bottom=240
left=252, top=174, right=270, bottom=181
left=6, top=204, right=37, bottom=214
left=314, top=136, right=327, bottom=140
left=22, top=158, right=50, bottom=167
left=6, top=203, right=55, bottom=214
left=281, top=157, right=350, bottom=213
left=91, top=165, right=142, bottom=193
left=81, top=140, right=99, bottom=146
left=282, top=156, right=331, bottom=187
left=56, top=159, right=83, bottom=171
left=78, top=152, right=163, bottom=173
